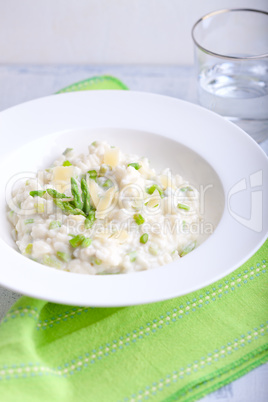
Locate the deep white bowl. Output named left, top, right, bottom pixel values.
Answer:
left=0, top=91, right=267, bottom=306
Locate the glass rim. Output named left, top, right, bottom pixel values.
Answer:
left=191, top=8, right=268, bottom=60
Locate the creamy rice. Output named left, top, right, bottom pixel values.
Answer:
left=7, top=141, right=200, bottom=274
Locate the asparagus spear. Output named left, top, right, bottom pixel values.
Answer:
left=53, top=199, right=86, bottom=216
left=47, top=188, right=69, bottom=199
left=81, top=178, right=91, bottom=215
left=84, top=210, right=96, bottom=229
left=71, top=177, right=83, bottom=209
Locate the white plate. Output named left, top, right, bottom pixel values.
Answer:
left=0, top=91, right=267, bottom=306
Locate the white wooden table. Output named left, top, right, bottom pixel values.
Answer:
left=0, top=65, right=267, bottom=402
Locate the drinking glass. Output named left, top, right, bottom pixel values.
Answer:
left=192, top=9, right=268, bottom=143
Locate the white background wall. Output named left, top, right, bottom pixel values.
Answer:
left=1, top=0, right=268, bottom=65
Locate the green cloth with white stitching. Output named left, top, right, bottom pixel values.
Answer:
left=0, top=77, right=267, bottom=402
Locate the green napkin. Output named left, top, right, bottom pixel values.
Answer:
left=0, top=76, right=267, bottom=402
left=56, top=75, right=128, bottom=93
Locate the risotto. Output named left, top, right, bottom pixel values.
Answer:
left=7, top=141, right=200, bottom=274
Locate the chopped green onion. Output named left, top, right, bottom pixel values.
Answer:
left=49, top=220, right=62, bottom=230
left=29, top=190, right=46, bottom=198
left=129, top=251, right=137, bottom=262
left=91, top=141, right=97, bottom=147
left=128, top=163, right=141, bottom=170
left=63, top=148, right=73, bottom=156
left=177, top=203, right=190, bottom=211
left=62, top=160, right=72, bottom=166
left=180, top=241, right=196, bottom=257
left=25, top=219, right=34, bottom=224
left=69, top=234, right=91, bottom=248
left=180, top=186, right=193, bottom=192
left=146, top=184, right=164, bottom=198
left=94, top=258, right=102, bottom=265
left=47, top=188, right=68, bottom=199
left=140, top=233, right=149, bottom=244
left=25, top=243, right=33, bottom=255
left=56, top=251, right=70, bottom=262
left=88, top=170, right=97, bottom=181
left=133, top=214, right=145, bottom=225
